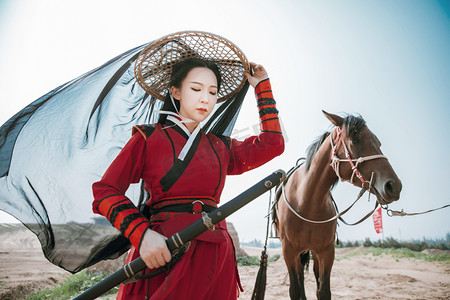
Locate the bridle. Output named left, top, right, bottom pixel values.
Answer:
left=329, top=126, right=450, bottom=218
left=330, top=126, right=387, bottom=188
left=278, top=126, right=449, bottom=225
left=278, top=126, right=388, bottom=225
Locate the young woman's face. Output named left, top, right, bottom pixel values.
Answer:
left=171, top=67, right=218, bottom=128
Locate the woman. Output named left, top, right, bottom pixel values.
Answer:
left=92, top=56, right=284, bottom=299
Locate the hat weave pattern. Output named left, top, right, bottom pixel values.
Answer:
left=135, top=31, right=250, bottom=102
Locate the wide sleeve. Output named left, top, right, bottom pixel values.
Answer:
left=92, top=129, right=150, bottom=251
left=227, top=78, right=284, bottom=175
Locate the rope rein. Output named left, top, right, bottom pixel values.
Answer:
left=277, top=126, right=386, bottom=225
left=280, top=167, right=377, bottom=225
left=382, top=203, right=450, bottom=217
left=279, top=126, right=450, bottom=224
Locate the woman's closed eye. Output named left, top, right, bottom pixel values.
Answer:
left=191, top=87, right=216, bottom=96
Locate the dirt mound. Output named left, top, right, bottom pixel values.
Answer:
left=422, top=248, right=450, bottom=255
left=0, top=225, right=70, bottom=299
left=227, top=222, right=248, bottom=257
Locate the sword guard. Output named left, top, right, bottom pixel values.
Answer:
left=274, top=169, right=287, bottom=182
left=202, top=212, right=215, bottom=231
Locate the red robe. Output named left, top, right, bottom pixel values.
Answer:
left=92, top=79, right=284, bottom=299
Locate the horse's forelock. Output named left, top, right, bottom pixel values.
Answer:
left=343, top=114, right=366, bottom=139
left=304, top=114, right=366, bottom=171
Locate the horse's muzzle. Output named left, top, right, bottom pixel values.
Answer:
left=376, top=178, right=402, bottom=204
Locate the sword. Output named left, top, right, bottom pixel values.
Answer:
left=74, top=169, right=286, bottom=300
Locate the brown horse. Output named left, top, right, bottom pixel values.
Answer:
left=273, top=111, right=402, bottom=300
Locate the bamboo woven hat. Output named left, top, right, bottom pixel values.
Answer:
left=134, top=31, right=250, bottom=103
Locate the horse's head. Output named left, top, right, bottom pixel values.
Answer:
left=323, top=111, right=402, bottom=204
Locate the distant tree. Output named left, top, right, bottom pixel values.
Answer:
left=363, top=238, right=373, bottom=247
left=403, top=241, right=420, bottom=252
left=268, top=240, right=282, bottom=248
left=345, top=241, right=354, bottom=248
left=438, top=243, right=447, bottom=250
left=241, top=239, right=263, bottom=248
left=373, top=239, right=382, bottom=248
left=384, top=237, right=400, bottom=249
left=335, top=233, right=450, bottom=252
left=420, top=241, right=428, bottom=251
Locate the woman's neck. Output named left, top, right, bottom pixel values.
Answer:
left=183, top=121, right=198, bottom=133
left=176, top=113, right=198, bottom=133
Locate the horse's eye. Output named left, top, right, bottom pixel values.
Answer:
left=352, top=137, right=360, bottom=144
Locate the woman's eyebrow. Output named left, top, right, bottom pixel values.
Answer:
left=190, top=81, right=217, bottom=88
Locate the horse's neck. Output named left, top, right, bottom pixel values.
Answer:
left=303, top=136, right=337, bottom=204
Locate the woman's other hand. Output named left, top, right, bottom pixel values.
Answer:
left=139, top=229, right=172, bottom=269
left=244, top=62, right=269, bottom=88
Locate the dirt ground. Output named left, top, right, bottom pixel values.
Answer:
left=240, top=247, right=450, bottom=300
left=0, top=224, right=449, bottom=300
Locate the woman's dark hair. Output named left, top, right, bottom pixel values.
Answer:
left=158, top=57, right=222, bottom=124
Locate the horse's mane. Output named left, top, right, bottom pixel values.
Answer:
left=305, top=132, right=330, bottom=170
left=304, top=114, right=366, bottom=186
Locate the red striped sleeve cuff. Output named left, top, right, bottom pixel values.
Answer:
left=97, top=194, right=150, bottom=250
left=255, top=79, right=282, bottom=133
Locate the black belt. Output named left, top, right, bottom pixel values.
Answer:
left=151, top=203, right=217, bottom=214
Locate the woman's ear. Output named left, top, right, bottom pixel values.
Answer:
left=171, top=86, right=181, bottom=101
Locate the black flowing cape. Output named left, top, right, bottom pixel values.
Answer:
left=0, top=42, right=248, bottom=273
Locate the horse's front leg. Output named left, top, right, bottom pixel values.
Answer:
left=283, top=242, right=307, bottom=300
left=312, top=253, right=320, bottom=290
left=313, top=245, right=335, bottom=300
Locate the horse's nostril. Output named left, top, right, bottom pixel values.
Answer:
left=385, top=180, right=394, bottom=195
left=384, top=179, right=401, bottom=198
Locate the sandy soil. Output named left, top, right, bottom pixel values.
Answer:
left=0, top=224, right=449, bottom=300
left=240, top=247, right=450, bottom=300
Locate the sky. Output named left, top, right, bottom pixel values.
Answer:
left=0, top=0, right=449, bottom=244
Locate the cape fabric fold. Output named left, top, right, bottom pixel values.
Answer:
left=0, top=42, right=248, bottom=273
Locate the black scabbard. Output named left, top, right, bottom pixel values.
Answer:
left=73, top=169, right=286, bottom=300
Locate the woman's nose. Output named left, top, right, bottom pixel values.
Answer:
left=200, top=93, right=209, bottom=104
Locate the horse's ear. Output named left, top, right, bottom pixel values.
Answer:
left=322, top=110, right=343, bottom=127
